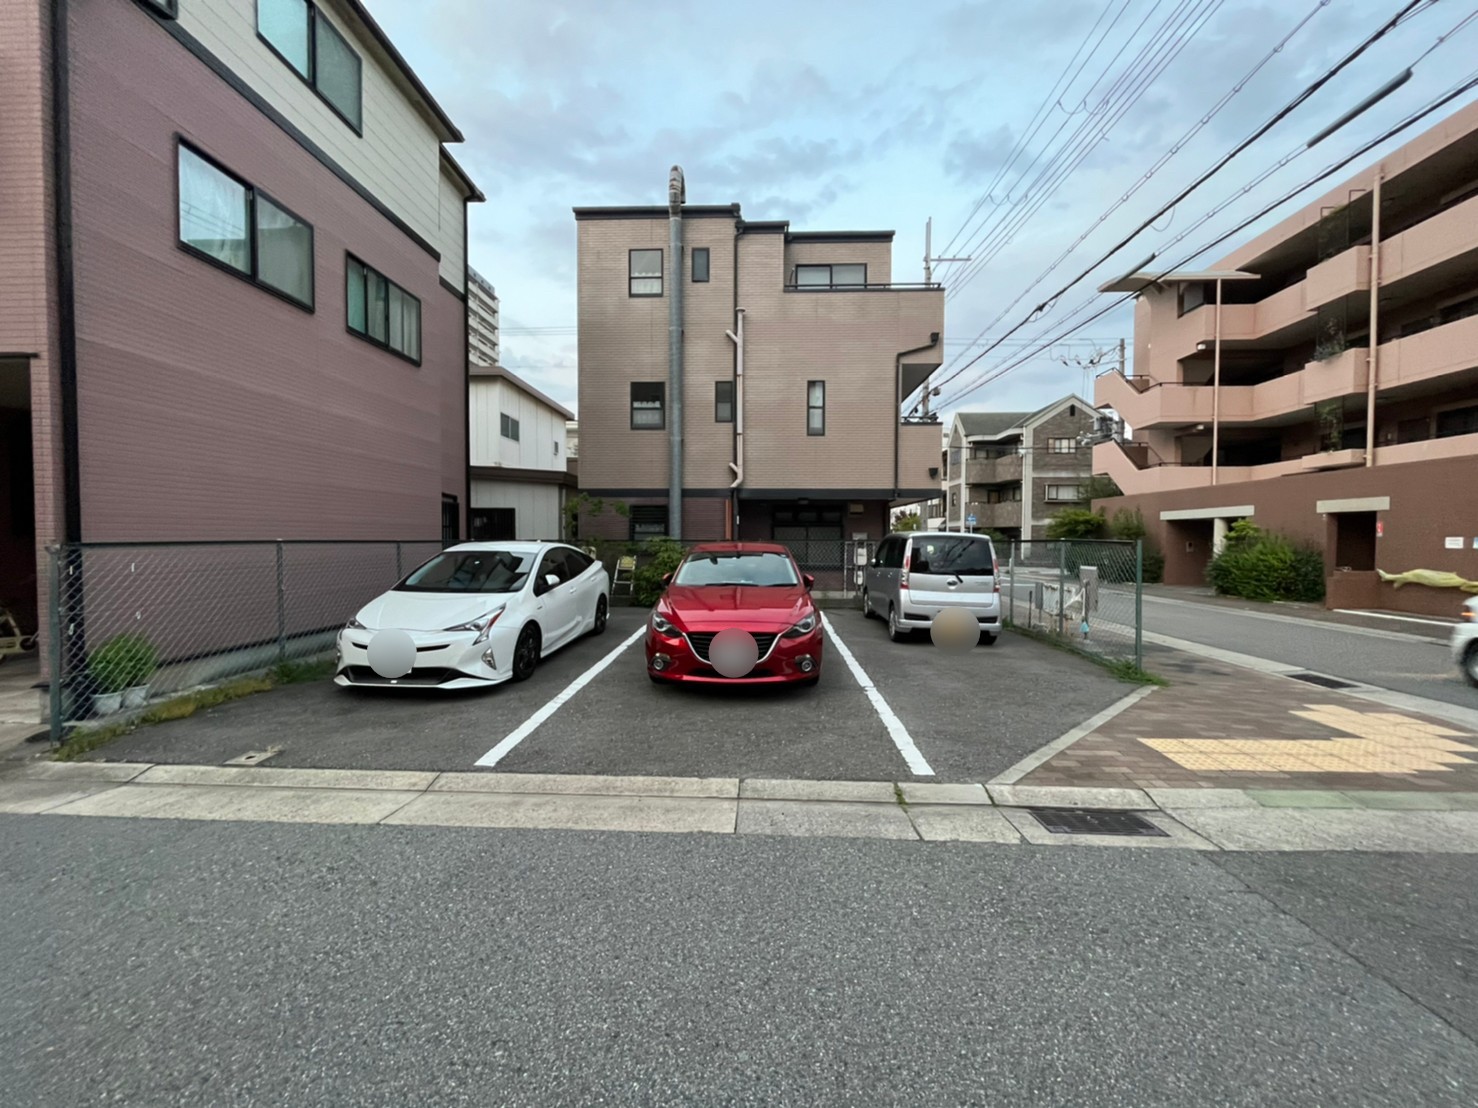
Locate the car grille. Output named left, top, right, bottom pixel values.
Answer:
left=684, top=631, right=779, bottom=663
left=342, top=666, right=458, bottom=687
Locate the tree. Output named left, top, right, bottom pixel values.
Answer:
left=1045, top=508, right=1107, bottom=541
left=563, top=493, right=628, bottom=541
left=893, top=511, right=922, bottom=532
left=1083, top=474, right=1123, bottom=501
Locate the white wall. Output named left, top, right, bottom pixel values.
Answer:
left=435, top=166, right=466, bottom=291
left=179, top=0, right=456, bottom=279
left=471, top=481, right=562, bottom=541
left=469, top=379, right=568, bottom=470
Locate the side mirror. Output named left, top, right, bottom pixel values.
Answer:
left=545, top=574, right=561, bottom=589
left=661, top=572, right=673, bottom=587
left=803, top=574, right=815, bottom=591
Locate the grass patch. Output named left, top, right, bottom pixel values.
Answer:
left=893, top=782, right=909, bottom=810
left=53, top=661, right=328, bottom=761
left=1004, top=620, right=1167, bottom=687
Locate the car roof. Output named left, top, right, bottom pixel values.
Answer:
left=686, top=541, right=792, bottom=555
left=443, top=541, right=562, bottom=553
left=890, top=531, right=993, bottom=540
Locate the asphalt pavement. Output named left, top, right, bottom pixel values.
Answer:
left=3, top=814, right=1475, bottom=1107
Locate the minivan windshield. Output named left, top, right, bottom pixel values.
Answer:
left=396, top=550, right=534, bottom=593
left=673, top=551, right=800, bottom=587
left=910, top=536, right=995, bottom=576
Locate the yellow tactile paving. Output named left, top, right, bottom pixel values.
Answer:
left=1140, top=704, right=1478, bottom=775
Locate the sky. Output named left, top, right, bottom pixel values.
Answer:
left=370, top=0, right=1478, bottom=422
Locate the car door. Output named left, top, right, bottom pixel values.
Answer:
left=532, top=549, right=578, bottom=648
left=556, top=547, right=599, bottom=631
left=867, top=537, right=898, bottom=614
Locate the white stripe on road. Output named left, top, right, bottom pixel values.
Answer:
left=820, top=612, right=935, bottom=777
left=475, top=626, right=646, bottom=768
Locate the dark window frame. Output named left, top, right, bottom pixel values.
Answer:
left=792, top=263, right=868, bottom=289
left=630, top=382, right=666, bottom=430
left=1436, top=403, right=1478, bottom=439
left=175, top=139, right=315, bottom=313
left=692, top=247, right=710, bottom=283
left=500, top=413, right=521, bottom=442
left=715, top=380, right=734, bottom=423
left=345, top=252, right=422, bottom=365
left=469, top=507, right=516, bottom=542
left=441, top=494, right=460, bottom=547
left=629, top=248, right=663, bottom=298
left=255, top=0, right=364, bottom=135
left=629, top=505, right=669, bottom=541
left=806, top=380, right=826, bottom=436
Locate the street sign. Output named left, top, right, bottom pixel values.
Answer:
left=966, top=514, right=977, bottom=527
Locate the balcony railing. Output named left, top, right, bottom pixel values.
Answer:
left=783, top=281, right=942, bottom=293
left=964, top=454, right=1023, bottom=485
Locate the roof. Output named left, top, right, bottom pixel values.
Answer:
left=439, top=149, right=484, bottom=203
left=786, top=230, right=894, bottom=243
left=469, top=363, right=576, bottom=420
left=337, top=0, right=465, bottom=143
left=1098, top=269, right=1262, bottom=293
left=573, top=204, right=743, bottom=222
left=956, top=411, right=1031, bottom=438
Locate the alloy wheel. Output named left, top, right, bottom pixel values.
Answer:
left=512, top=625, right=540, bottom=682
left=593, top=595, right=608, bottom=635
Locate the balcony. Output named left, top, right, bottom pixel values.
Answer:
left=964, top=501, right=1024, bottom=530
left=964, top=453, right=1023, bottom=485
left=1303, top=246, right=1370, bottom=310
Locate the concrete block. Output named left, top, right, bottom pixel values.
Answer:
left=133, top=765, right=438, bottom=792
left=430, top=772, right=739, bottom=799
left=0, top=780, right=124, bottom=814
left=1147, top=788, right=1258, bottom=809
left=48, top=784, right=421, bottom=825
left=736, top=799, right=917, bottom=840
left=740, top=779, right=897, bottom=803
left=899, top=782, right=990, bottom=806
left=908, top=805, right=1021, bottom=843
left=385, top=791, right=736, bottom=834
left=10, top=761, right=153, bottom=782
left=988, top=784, right=1154, bottom=810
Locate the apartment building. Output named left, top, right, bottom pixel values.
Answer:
left=468, top=266, right=500, bottom=366
left=0, top=0, right=480, bottom=638
left=468, top=364, right=575, bottom=541
left=1093, top=99, right=1478, bottom=615
left=942, top=398, right=1101, bottom=540
left=574, top=175, right=944, bottom=574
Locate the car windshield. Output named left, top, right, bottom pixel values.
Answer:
left=395, top=550, right=534, bottom=593
left=910, top=537, right=995, bottom=576
left=673, top=551, right=800, bottom=587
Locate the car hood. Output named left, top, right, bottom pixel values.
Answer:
left=661, top=584, right=812, bottom=630
left=356, top=590, right=513, bottom=632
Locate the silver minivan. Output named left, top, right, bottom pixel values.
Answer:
left=862, top=531, right=1002, bottom=645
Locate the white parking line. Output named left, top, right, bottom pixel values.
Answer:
left=820, top=613, right=935, bottom=777
left=474, top=626, right=646, bottom=768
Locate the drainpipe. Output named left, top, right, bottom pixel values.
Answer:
left=668, top=166, right=685, bottom=538
left=1211, top=277, right=1223, bottom=486
left=1366, top=166, right=1383, bottom=467
left=894, top=333, right=941, bottom=499
left=726, top=308, right=746, bottom=501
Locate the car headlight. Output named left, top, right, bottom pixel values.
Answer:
left=345, top=616, right=367, bottom=631
left=445, top=609, right=504, bottom=644
left=783, top=613, right=818, bottom=638
left=651, top=612, right=677, bottom=635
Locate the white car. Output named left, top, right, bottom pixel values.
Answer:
left=1454, top=596, right=1478, bottom=688
left=334, top=541, right=611, bottom=690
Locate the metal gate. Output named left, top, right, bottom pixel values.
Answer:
left=842, top=539, right=875, bottom=597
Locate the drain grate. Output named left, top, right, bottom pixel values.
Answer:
left=1288, top=672, right=1358, bottom=690
left=1028, top=808, right=1169, bottom=837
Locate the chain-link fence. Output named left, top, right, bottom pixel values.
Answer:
left=571, top=537, right=868, bottom=601
left=1002, top=539, right=1144, bottom=668
left=47, top=539, right=442, bottom=734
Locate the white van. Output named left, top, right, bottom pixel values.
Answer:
left=862, top=531, right=1002, bottom=645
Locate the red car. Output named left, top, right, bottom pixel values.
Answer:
left=646, top=542, right=823, bottom=686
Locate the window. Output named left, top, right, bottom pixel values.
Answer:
left=257, top=0, right=363, bottom=132
left=806, top=381, right=825, bottom=436
left=1436, top=404, right=1478, bottom=439
left=986, top=486, right=1022, bottom=503
left=500, top=413, right=520, bottom=441
left=909, top=535, right=995, bottom=576
left=631, top=382, right=665, bottom=429
left=177, top=144, right=313, bottom=309
left=715, top=380, right=734, bottom=423
left=692, top=247, right=710, bottom=283
left=1049, top=437, right=1077, bottom=454
left=346, top=255, right=421, bottom=362
left=469, top=508, right=516, bottom=542
left=792, top=263, right=867, bottom=289
left=554, top=441, right=560, bottom=455
left=398, top=549, right=535, bottom=594
left=630, top=505, right=669, bottom=540
left=674, top=550, right=799, bottom=587
left=1045, top=485, right=1082, bottom=502
left=629, top=249, right=662, bottom=297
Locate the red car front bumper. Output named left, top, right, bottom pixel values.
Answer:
left=646, top=625, right=823, bottom=684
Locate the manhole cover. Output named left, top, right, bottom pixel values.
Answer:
left=1288, top=672, right=1358, bottom=690
left=1028, top=808, right=1168, bottom=837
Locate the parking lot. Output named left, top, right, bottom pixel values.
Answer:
left=80, top=607, right=1130, bottom=784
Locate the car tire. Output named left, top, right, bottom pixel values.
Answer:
left=981, top=633, right=999, bottom=647
left=887, top=604, right=911, bottom=642
left=592, top=595, right=608, bottom=636
left=1465, top=644, right=1478, bottom=688
left=511, top=624, right=541, bottom=682
left=861, top=588, right=875, bottom=618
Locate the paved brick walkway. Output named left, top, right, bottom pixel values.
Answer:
left=1018, top=652, right=1478, bottom=793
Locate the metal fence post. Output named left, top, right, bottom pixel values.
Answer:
left=48, top=546, right=63, bottom=746
left=275, top=541, right=286, bottom=664
left=1056, top=541, right=1066, bottom=636
left=1135, top=538, right=1144, bottom=672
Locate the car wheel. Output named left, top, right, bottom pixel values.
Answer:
left=511, top=624, right=541, bottom=682
left=1465, top=644, right=1478, bottom=688
left=981, top=633, right=998, bottom=647
left=860, top=588, right=875, bottom=618
left=592, top=595, right=608, bottom=636
left=887, top=605, right=910, bottom=642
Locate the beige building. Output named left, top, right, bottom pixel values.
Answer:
left=944, top=397, right=1102, bottom=540
left=1093, top=100, right=1478, bottom=614
left=574, top=184, right=944, bottom=573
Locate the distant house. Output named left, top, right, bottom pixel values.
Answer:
left=943, top=397, right=1101, bottom=540
left=469, top=366, right=576, bottom=541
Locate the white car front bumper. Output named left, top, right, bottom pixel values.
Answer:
left=333, top=623, right=520, bottom=690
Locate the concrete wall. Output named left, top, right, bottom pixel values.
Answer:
left=469, top=378, right=568, bottom=470
left=470, top=480, right=561, bottom=541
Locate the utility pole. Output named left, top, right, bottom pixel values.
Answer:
left=924, top=217, right=971, bottom=286
left=1118, top=337, right=1126, bottom=378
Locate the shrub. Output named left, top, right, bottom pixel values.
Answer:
left=1207, top=523, right=1324, bottom=602
left=1142, top=549, right=1165, bottom=584
left=631, top=539, right=688, bottom=607
left=87, top=633, right=159, bottom=694
left=1045, top=508, right=1107, bottom=540
left=1108, top=508, right=1146, bottom=541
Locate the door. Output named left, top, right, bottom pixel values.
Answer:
left=555, top=547, right=600, bottom=634
left=532, top=549, right=579, bottom=647
left=867, top=537, right=904, bottom=614
left=906, top=534, right=999, bottom=612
